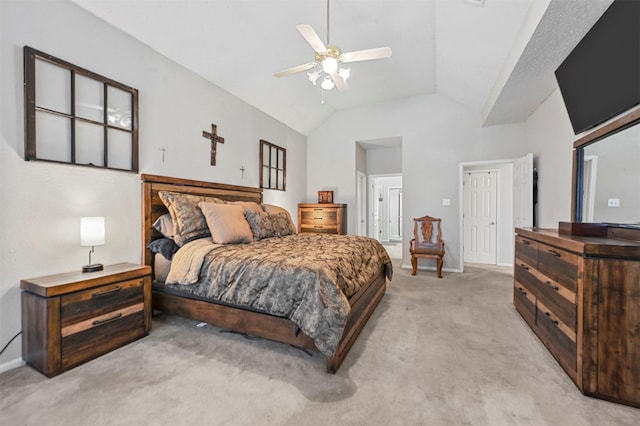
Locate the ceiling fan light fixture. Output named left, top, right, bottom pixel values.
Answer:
left=307, top=69, right=321, bottom=85
left=322, top=56, right=338, bottom=74
left=321, top=76, right=335, bottom=90
left=338, top=67, right=350, bottom=82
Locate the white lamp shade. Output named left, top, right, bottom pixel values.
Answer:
left=80, top=217, right=105, bottom=247
left=322, top=57, right=338, bottom=74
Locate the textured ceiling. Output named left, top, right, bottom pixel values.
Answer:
left=71, top=0, right=613, bottom=136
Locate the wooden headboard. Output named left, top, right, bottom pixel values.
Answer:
left=141, top=174, right=263, bottom=268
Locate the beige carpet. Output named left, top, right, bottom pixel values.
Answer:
left=2, top=262, right=639, bottom=425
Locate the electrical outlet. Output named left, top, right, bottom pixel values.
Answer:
left=442, top=198, right=451, bottom=206
left=607, top=198, right=621, bottom=207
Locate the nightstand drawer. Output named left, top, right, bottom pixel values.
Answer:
left=61, top=308, right=145, bottom=370
left=60, top=278, right=144, bottom=327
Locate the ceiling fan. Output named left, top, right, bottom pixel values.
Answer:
left=274, top=0, right=392, bottom=92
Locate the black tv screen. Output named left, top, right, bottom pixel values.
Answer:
left=555, top=0, right=640, bottom=135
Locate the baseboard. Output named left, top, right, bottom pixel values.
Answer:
left=0, top=358, right=25, bottom=374
left=400, top=264, right=460, bottom=273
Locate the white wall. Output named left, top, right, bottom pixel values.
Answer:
left=366, top=146, right=402, bottom=175
left=523, top=89, right=575, bottom=227
left=307, top=94, right=527, bottom=271
left=0, top=1, right=306, bottom=369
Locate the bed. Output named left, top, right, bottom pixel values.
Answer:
left=141, top=174, right=391, bottom=373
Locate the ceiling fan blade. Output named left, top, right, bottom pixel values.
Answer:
left=341, top=47, right=392, bottom=63
left=330, top=72, right=348, bottom=92
left=274, top=62, right=317, bottom=78
left=296, top=24, right=327, bottom=53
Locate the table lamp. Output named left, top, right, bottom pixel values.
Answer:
left=80, top=216, right=105, bottom=272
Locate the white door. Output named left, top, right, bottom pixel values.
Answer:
left=356, top=171, right=367, bottom=236
left=513, top=153, right=534, bottom=228
left=388, top=187, right=402, bottom=241
left=464, top=170, right=497, bottom=264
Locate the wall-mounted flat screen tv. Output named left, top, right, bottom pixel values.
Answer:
left=555, top=0, right=640, bottom=135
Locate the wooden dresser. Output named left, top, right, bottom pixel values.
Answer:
left=514, top=227, right=640, bottom=407
left=298, top=203, right=347, bottom=235
left=21, top=263, right=152, bottom=377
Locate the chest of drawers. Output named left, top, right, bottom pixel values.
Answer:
left=298, top=203, right=347, bottom=235
left=21, top=263, right=152, bottom=377
left=514, top=228, right=640, bottom=408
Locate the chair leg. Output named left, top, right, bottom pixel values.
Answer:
left=437, top=258, right=443, bottom=278
left=411, top=256, right=417, bottom=275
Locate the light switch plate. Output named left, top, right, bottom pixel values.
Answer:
left=442, top=198, right=451, bottom=206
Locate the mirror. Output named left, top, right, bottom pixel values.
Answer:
left=574, top=109, right=640, bottom=225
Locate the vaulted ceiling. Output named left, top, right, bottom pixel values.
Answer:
left=71, top=0, right=613, bottom=136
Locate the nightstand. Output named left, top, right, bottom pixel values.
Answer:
left=298, top=203, right=347, bottom=235
left=21, top=262, right=152, bottom=377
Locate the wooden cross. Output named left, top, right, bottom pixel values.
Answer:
left=202, top=123, right=225, bottom=166
left=240, top=165, right=246, bottom=179
left=159, top=147, right=167, bottom=163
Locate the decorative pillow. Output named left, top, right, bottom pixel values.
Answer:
left=228, top=201, right=262, bottom=213
left=152, top=214, right=174, bottom=238
left=198, top=202, right=253, bottom=244
left=158, top=191, right=224, bottom=246
left=147, top=238, right=180, bottom=261
left=262, top=204, right=296, bottom=234
left=245, top=210, right=295, bottom=240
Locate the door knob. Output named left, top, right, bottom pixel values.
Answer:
left=489, top=222, right=495, bottom=225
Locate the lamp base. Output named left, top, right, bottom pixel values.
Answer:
left=82, top=263, right=104, bottom=273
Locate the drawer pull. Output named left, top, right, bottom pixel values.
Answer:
left=517, top=287, right=527, bottom=296
left=314, top=225, right=323, bottom=228
left=314, top=208, right=323, bottom=211
left=522, top=240, right=530, bottom=245
left=545, top=281, right=560, bottom=291
left=547, top=249, right=561, bottom=257
left=544, top=312, right=559, bottom=326
left=92, top=312, right=123, bottom=326
left=314, top=217, right=324, bottom=220
left=92, top=286, right=121, bottom=298
left=520, top=263, right=529, bottom=270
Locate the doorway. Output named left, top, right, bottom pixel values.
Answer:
left=458, top=154, right=533, bottom=272
left=370, top=174, right=403, bottom=243
left=388, top=187, right=403, bottom=241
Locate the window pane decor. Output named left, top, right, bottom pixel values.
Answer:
left=24, top=46, right=139, bottom=172
left=260, top=139, right=286, bottom=191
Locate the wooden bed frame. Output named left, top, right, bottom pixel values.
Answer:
left=141, top=174, right=387, bottom=373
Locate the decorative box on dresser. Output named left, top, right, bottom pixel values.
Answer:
left=21, top=263, right=152, bottom=377
left=298, top=203, right=347, bottom=235
left=514, top=227, right=640, bottom=407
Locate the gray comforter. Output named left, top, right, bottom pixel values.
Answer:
left=164, top=233, right=393, bottom=356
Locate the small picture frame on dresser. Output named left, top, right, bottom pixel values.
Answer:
left=318, top=190, right=333, bottom=203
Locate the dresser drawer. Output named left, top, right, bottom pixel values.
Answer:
left=536, top=300, right=577, bottom=381
left=537, top=242, right=578, bottom=292
left=300, top=208, right=338, bottom=225
left=514, top=283, right=536, bottom=329
left=60, top=278, right=144, bottom=327
left=61, top=308, right=145, bottom=370
left=515, top=235, right=539, bottom=267
left=299, top=224, right=338, bottom=234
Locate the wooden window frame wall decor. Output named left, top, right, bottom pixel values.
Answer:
left=260, top=139, right=286, bottom=191
left=24, top=46, right=139, bottom=172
